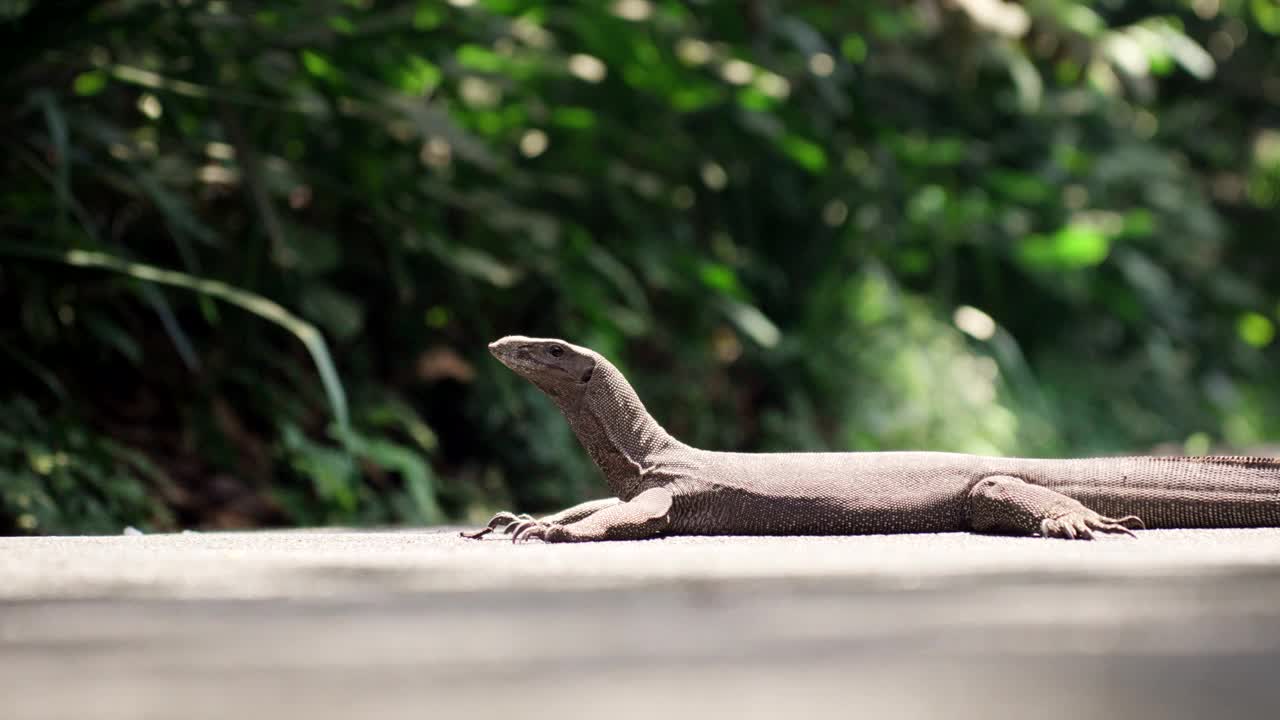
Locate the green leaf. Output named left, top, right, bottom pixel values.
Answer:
left=397, top=56, right=442, bottom=95
left=670, top=85, right=724, bottom=112
left=1121, top=209, right=1155, bottom=237
left=780, top=135, right=828, bottom=173
left=480, top=0, right=523, bottom=13
left=1148, top=51, right=1173, bottom=77
left=457, top=44, right=504, bottom=72
left=1238, top=312, right=1275, bottom=348
left=698, top=262, right=743, bottom=295
left=552, top=107, right=596, bottom=129
left=735, top=87, right=774, bottom=111
left=907, top=185, right=947, bottom=221
left=1254, top=0, right=1280, bottom=35
left=1057, top=4, right=1104, bottom=36
left=347, top=432, right=443, bottom=523
left=841, top=35, right=868, bottom=63
left=300, top=50, right=336, bottom=78
left=328, top=16, right=356, bottom=34
left=412, top=3, right=443, bottom=29
left=424, top=306, right=450, bottom=328
left=989, top=170, right=1050, bottom=204
left=72, top=70, right=107, bottom=96
left=1019, top=225, right=1111, bottom=269
left=282, top=424, right=358, bottom=511
left=1052, top=225, right=1111, bottom=266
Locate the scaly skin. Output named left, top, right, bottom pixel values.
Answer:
left=464, top=336, right=1280, bottom=543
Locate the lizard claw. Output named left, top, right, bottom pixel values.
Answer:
left=1114, top=515, right=1145, bottom=530
left=460, top=510, right=531, bottom=540
left=499, top=513, right=536, bottom=534
left=1040, top=511, right=1144, bottom=540
left=511, top=519, right=551, bottom=543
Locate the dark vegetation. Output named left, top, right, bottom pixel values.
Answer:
left=1, top=0, right=1277, bottom=534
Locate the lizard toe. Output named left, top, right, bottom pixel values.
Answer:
left=461, top=510, right=528, bottom=540
left=1114, top=515, right=1145, bottom=530
left=1041, top=510, right=1142, bottom=540
left=500, top=514, right=536, bottom=534
left=511, top=520, right=552, bottom=543
left=1083, top=511, right=1142, bottom=537
left=1088, top=516, right=1140, bottom=538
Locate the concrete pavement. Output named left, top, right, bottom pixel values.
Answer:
left=3, top=528, right=1280, bottom=718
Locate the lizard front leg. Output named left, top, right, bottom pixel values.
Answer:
left=513, top=487, right=672, bottom=543
left=460, top=497, right=621, bottom=539
left=967, top=475, right=1144, bottom=540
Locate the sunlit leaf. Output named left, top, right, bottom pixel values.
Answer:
left=457, top=44, right=504, bottom=72
left=735, top=87, right=774, bottom=111
left=1238, top=312, right=1275, bottom=348
left=723, top=300, right=781, bottom=348
left=396, top=56, right=442, bottom=95
left=1254, top=0, right=1280, bottom=35
left=1019, top=225, right=1111, bottom=269
left=780, top=135, right=827, bottom=173
left=698, top=262, right=743, bottom=295
left=72, top=70, right=107, bottom=96
left=300, top=50, right=336, bottom=78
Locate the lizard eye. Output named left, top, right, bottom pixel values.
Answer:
left=548, top=345, right=564, bottom=358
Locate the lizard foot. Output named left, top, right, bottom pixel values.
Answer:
left=510, top=519, right=566, bottom=543
left=460, top=511, right=535, bottom=540
left=1039, top=511, right=1144, bottom=540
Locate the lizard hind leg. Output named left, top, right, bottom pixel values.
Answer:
left=967, top=475, right=1144, bottom=540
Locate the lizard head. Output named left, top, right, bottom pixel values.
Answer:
left=488, top=336, right=598, bottom=399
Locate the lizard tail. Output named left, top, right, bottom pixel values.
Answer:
left=1149, top=455, right=1280, bottom=471
left=1137, top=455, right=1280, bottom=528
left=1052, top=454, right=1280, bottom=529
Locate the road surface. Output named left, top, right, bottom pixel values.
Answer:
left=3, top=528, right=1280, bottom=719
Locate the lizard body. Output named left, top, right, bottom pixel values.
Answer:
left=466, top=336, right=1280, bottom=542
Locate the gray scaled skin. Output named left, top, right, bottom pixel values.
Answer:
left=463, top=336, right=1280, bottom=543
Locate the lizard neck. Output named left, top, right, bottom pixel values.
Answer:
left=556, top=357, right=678, bottom=499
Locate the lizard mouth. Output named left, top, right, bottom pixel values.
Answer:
left=487, top=336, right=595, bottom=385
left=488, top=341, right=596, bottom=386
left=488, top=342, right=545, bottom=374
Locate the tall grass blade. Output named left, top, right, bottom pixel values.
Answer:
left=0, top=243, right=349, bottom=433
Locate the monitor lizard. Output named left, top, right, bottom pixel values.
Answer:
left=463, top=336, right=1280, bottom=542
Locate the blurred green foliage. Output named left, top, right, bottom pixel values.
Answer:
left=1, top=0, right=1277, bottom=534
